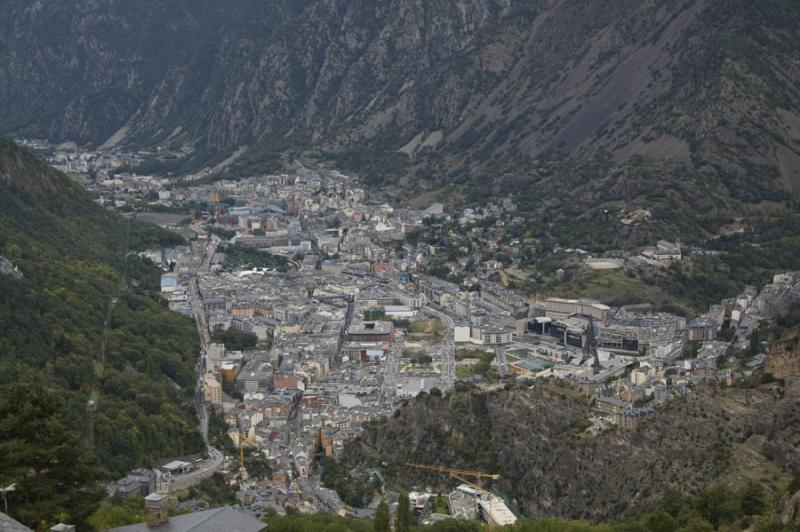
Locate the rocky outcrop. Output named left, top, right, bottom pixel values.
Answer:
left=766, top=339, right=800, bottom=398
left=778, top=489, right=800, bottom=526
left=0, top=256, right=23, bottom=280
left=347, top=379, right=798, bottom=521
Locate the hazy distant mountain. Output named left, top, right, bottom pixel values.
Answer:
left=2, top=0, right=799, bottom=199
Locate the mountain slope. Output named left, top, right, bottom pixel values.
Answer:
left=0, top=139, right=202, bottom=528
left=1, top=0, right=799, bottom=202
left=347, top=374, right=800, bottom=521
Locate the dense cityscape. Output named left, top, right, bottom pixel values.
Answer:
left=10, top=139, right=795, bottom=530
left=3, top=3, right=800, bottom=528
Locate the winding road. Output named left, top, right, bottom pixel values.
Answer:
left=162, top=235, right=223, bottom=492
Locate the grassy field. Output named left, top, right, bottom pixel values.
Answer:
left=554, top=269, right=665, bottom=306
left=456, top=364, right=476, bottom=379
left=455, top=347, right=490, bottom=360
left=550, top=268, right=699, bottom=316
left=408, top=318, right=444, bottom=335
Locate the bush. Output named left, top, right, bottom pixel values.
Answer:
left=211, top=325, right=258, bottom=351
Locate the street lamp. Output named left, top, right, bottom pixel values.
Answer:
left=0, top=483, right=16, bottom=514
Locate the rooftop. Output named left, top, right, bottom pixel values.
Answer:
left=347, top=321, right=393, bottom=334
left=109, top=506, right=265, bottom=532
left=0, top=511, right=32, bottom=532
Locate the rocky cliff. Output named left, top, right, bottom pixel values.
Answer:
left=2, top=0, right=799, bottom=201
left=347, top=377, right=800, bottom=521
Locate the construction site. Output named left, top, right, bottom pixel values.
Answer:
left=404, top=464, right=517, bottom=528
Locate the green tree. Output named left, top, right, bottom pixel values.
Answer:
left=374, top=500, right=390, bottom=532
left=211, top=325, right=258, bottom=351
left=397, top=492, right=412, bottom=532
left=0, top=383, right=105, bottom=529
left=739, top=480, right=767, bottom=516
left=748, top=328, right=762, bottom=357
left=644, top=509, right=677, bottom=532
left=320, top=458, right=374, bottom=508
left=660, top=487, right=688, bottom=517
left=693, top=484, right=740, bottom=528
left=88, top=496, right=146, bottom=530
left=244, top=449, right=273, bottom=480
left=678, top=516, right=714, bottom=532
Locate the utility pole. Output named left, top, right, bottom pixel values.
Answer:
left=0, top=483, right=16, bottom=514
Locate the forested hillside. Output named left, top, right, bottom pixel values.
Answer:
left=0, top=139, right=202, bottom=528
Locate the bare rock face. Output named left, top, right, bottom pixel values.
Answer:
left=347, top=378, right=799, bottom=521
left=778, top=489, right=800, bottom=525
left=0, top=256, right=23, bottom=279
left=761, top=338, right=800, bottom=473
left=1, top=0, right=799, bottom=199
left=766, top=340, right=800, bottom=398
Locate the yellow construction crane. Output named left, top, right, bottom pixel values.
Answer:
left=231, top=417, right=246, bottom=470
left=239, top=430, right=245, bottom=471
left=404, top=463, right=501, bottom=531
left=404, top=463, right=500, bottom=483
left=232, top=417, right=248, bottom=484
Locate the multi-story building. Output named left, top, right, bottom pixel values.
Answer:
left=479, top=281, right=529, bottom=315
left=545, top=298, right=610, bottom=322
left=204, top=374, right=223, bottom=408
left=345, top=321, right=394, bottom=343
left=480, top=325, right=514, bottom=345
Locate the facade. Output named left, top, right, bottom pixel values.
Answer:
left=597, top=324, right=641, bottom=353
left=545, top=298, right=610, bottom=321
left=204, top=374, right=223, bottom=408
left=161, top=272, right=178, bottom=293
left=454, top=325, right=472, bottom=343
left=688, top=318, right=718, bottom=341
left=417, top=275, right=460, bottom=306
left=479, top=281, right=529, bottom=314
left=478, top=498, right=518, bottom=527
left=480, top=325, right=514, bottom=345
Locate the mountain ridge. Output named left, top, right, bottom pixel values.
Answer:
left=2, top=0, right=799, bottom=200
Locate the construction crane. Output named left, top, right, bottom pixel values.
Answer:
left=239, top=431, right=246, bottom=471
left=404, top=463, right=501, bottom=531
left=232, top=418, right=249, bottom=485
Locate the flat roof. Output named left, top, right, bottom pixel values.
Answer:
left=479, top=498, right=517, bottom=526
left=347, top=321, right=393, bottom=334
left=162, top=460, right=192, bottom=471
left=546, top=297, right=610, bottom=311
left=109, top=506, right=265, bottom=532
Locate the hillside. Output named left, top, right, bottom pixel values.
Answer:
left=1, top=0, right=799, bottom=215
left=0, top=139, right=202, bottom=528
left=346, top=358, right=800, bottom=522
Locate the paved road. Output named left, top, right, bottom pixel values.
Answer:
left=152, top=235, right=223, bottom=494
left=162, top=446, right=225, bottom=491
left=190, top=236, right=218, bottom=440
left=496, top=347, right=509, bottom=375
left=425, top=305, right=456, bottom=389
left=183, top=235, right=223, bottom=487
left=381, top=338, right=401, bottom=403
